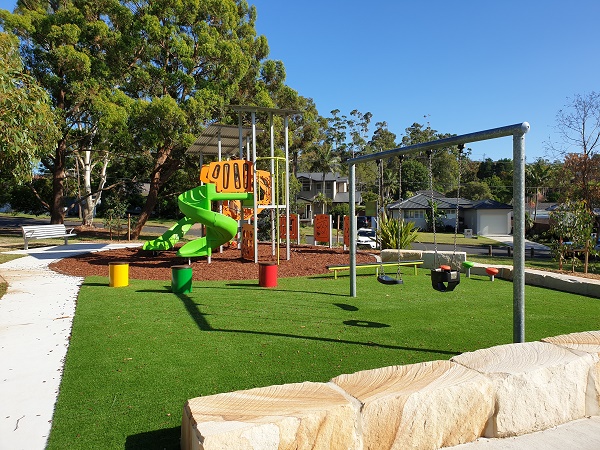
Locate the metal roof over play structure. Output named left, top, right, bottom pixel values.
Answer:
left=228, top=105, right=301, bottom=116
left=186, top=124, right=262, bottom=156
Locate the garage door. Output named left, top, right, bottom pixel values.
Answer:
left=478, top=211, right=510, bottom=235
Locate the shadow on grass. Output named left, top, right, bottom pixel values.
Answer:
left=343, top=319, right=389, bottom=328
left=333, top=303, right=359, bottom=311
left=215, top=327, right=459, bottom=356
left=125, top=426, right=180, bottom=450
left=223, top=283, right=348, bottom=296
left=168, top=286, right=459, bottom=356
left=174, top=292, right=458, bottom=356
left=176, top=292, right=213, bottom=331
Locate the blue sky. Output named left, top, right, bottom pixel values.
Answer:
left=2, top=0, right=599, bottom=162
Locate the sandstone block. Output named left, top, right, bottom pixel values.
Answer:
left=381, top=249, right=423, bottom=262
left=331, top=360, right=494, bottom=449
left=421, top=251, right=466, bottom=269
left=181, top=381, right=360, bottom=450
left=542, top=331, right=600, bottom=415
left=452, top=341, right=596, bottom=437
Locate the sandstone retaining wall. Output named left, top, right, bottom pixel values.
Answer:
left=181, top=330, right=600, bottom=450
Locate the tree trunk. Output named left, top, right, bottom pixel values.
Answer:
left=130, top=147, right=180, bottom=239
left=50, top=139, right=67, bottom=224
left=82, top=143, right=94, bottom=226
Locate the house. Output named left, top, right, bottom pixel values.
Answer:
left=387, top=191, right=513, bottom=236
left=295, top=172, right=362, bottom=222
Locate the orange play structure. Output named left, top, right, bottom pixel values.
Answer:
left=143, top=160, right=273, bottom=258
left=200, top=160, right=272, bottom=220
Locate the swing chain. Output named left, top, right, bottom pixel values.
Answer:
left=427, top=150, right=437, bottom=268
left=397, top=156, right=404, bottom=276
left=452, top=144, right=464, bottom=266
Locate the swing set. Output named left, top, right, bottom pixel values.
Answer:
left=347, top=122, right=530, bottom=344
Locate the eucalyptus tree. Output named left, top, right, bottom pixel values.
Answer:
left=368, top=121, right=397, bottom=204
left=113, top=0, right=293, bottom=238
left=1, top=0, right=132, bottom=223
left=0, top=32, right=59, bottom=183
left=400, top=122, right=459, bottom=194
left=346, top=109, right=373, bottom=160
left=326, top=109, right=348, bottom=157
left=286, top=97, right=323, bottom=177
left=547, top=92, right=600, bottom=209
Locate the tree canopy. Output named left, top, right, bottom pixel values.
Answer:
left=0, top=32, right=58, bottom=182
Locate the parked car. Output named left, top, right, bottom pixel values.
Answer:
left=357, top=228, right=377, bottom=249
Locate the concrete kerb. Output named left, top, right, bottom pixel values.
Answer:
left=0, top=242, right=140, bottom=450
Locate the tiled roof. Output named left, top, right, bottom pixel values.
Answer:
left=296, top=172, right=347, bottom=182
left=388, top=194, right=512, bottom=210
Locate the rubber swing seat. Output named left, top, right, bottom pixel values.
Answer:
left=431, top=266, right=460, bottom=292
left=377, top=275, right=404, bottom=285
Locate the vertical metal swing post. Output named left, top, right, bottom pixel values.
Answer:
left=347, top=123, right=529, bottom=344
left=513, top=130, right=526, bottom=343
left=349, top=163, right=357, bottom=297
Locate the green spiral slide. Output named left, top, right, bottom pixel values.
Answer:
left=142, top=183, right=253, bottom=258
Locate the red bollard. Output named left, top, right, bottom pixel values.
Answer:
left=258, top=262, right=278, bottom=287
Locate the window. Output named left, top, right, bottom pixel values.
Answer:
left=301, top=179, right=311, bottom=191
left=404, top=210, right=424, bottom=219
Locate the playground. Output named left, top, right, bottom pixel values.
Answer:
left=3, top=116, right=600, bottom=449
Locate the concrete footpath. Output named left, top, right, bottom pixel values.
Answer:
left=0, top=243, right=138, bottom=450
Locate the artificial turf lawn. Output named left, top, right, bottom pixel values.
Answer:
left=46, top=270, right=600, bottom=449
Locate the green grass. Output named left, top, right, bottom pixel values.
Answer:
left=46, top=271, right=600, bottom=450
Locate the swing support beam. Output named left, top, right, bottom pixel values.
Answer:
left=347, top=122, right=530, bottom=343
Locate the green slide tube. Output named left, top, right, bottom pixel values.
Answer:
left=142, top=216, right=196, bottom=251
left=143, top=183, right=253, bottom=258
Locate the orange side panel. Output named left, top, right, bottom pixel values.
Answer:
left=343, top=216, right=350, bottom=246
left=314, top=214, right=331, bottom=242
left=241, top=223, right=254, bottom=260
left=279, top=214, right=298, bottom=240
left=199, top=161, right=253, bottom=193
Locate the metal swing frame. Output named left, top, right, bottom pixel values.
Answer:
left=347, top=122, right=530, bottom=344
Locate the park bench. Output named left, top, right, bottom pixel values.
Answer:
left=21, top=224, right=77, bottom=250
left=326, top=260, right=424, bottom=279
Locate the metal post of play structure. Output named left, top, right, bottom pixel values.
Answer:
left=348, top=122, right=530, bottom=343
left=270, top=113, right=276, bottom=257
left=284, top=115, right=291, bottom=261
left=231, top=105, right=300, bottom=263
left=252, top=111, right=258, bottom=263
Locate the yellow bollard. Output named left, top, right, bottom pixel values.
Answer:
left=109, top=262, right=129, bottom=287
